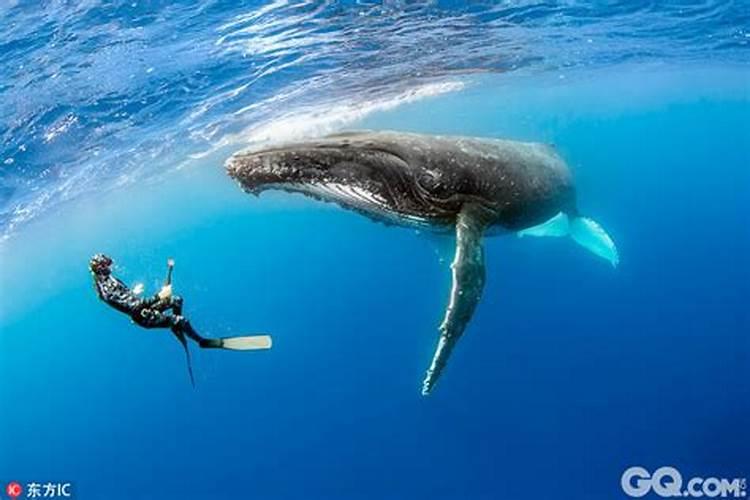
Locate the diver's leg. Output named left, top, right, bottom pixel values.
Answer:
left=135, top=308, right=172, bottom=329
left=166, top=297, right=219, bottom=347
left=164, top=296, right=215, bottom=347
left=134, top=309, right=195, bottom=387
left=171, top=315, right=223, bottom=349
left=170, top=327, right=196, bottom=388
left=166, top=297, right=265, bottom=350
left=168, top=309, right=273, bottom=352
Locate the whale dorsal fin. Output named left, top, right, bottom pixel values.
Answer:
left=422, top=203, right=489, bottom=395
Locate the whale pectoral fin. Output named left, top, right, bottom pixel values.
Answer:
left=422, top=204, right=488, bottom=396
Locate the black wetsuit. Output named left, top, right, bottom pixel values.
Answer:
left=92, top=272, right=223, bottom=387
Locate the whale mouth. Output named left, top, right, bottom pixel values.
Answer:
left=264, top=180, right=435, bottom=228
left=226, top=134, right=458, bottom=228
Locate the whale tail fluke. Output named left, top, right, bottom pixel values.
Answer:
left=569, top=217, right=619, bottom=267
left=518, top=212, right=619, bottom=267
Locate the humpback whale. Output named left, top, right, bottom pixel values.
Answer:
left=226, top=131, right=618, bottom=395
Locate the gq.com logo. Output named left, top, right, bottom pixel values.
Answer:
left=622, top=466, right=747, bottom=498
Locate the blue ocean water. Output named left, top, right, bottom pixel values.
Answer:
left=1, top=2, right=749, bottom=500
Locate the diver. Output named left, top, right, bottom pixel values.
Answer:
left=89, top=253, right=272, bottom=386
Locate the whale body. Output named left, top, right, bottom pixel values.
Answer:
left=227, top=131, right=618, bottom=394
left=226, top=131, right=578, bottom=231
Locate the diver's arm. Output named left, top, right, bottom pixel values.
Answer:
left=141, top=293, right=163, bottom=308
left=148, top=259, right=175, bottom=306
left=139, top=291, right=173, bottom=314
left=142, top=262, right=174, bottom=307
left=141, top=286, right=172, bottom=309
left=96, top=276, right=145, bottom=314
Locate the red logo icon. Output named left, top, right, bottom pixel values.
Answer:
left=6, top=482, right=23, bottom=499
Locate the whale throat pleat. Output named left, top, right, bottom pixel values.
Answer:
left=286, top=181, right=386, bottom=209
left=270, top=181, right=431, bottom=227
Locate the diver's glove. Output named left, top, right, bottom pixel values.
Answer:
left=158, top=284, right=173, bottom=301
